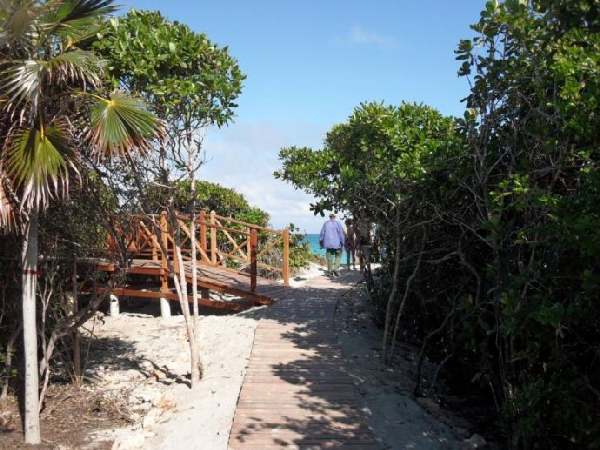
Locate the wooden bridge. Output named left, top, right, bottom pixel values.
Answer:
left=92, top=210, right=380, bottom=447
left=95, top=210, right=291, bottom=313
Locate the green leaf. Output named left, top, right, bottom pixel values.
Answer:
left=4, top=122, right=74, bottom=210
left=88, top=92, right=163, bottom=156
left=45, top=0, right=117, bottom=44
left=0, top=59, right=44, bottom=110
left=45, top=50, right=104, bottom=86
left=0, top=0, right=38, bottom=48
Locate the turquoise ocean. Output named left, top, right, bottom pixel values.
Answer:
left=303, top=233, right=347, bottom=260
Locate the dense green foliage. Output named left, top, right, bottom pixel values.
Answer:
left=0, top=1, right=162, bottom=229
left=93, top=9, right=244, bottom=128
left=0, top=3, right=162, bottom=438
left=277, top=101, right=460, bottom=220
left=277, top=1, right=600, bottom=448
left=170, top=180, right=270, bottom=227
left=287, top=223, right=313, bottom=272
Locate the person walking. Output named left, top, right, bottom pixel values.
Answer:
left=356, top=215, right=372, bottom=274
left=345, top=218, right=356, bottom=270
left=319, top=213, right=345, bottom=277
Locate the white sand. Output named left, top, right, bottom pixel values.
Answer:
left=334, top=277, right=479, bottom=450
left=82, top=264, right=482, bottom=450
left=84, top=310, right=261, bottom=450
left=288, top=261, right=327, bottom=287
left=83, top=264, right=326, bottom=450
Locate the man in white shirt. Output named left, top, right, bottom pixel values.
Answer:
left=319, top=213, right=345, bottom=276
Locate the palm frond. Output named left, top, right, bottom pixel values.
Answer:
left=0, top=50, right=103, bottom=116
left=0, top=167, right=17, bottom=231
left=0, top=0, right=39, bottom=51
left=44, top=0, right=117, bottom=44
left=45, top=49, right=104, bottom=86
left=4, top=120, right=76, bottom=210
left=88, top=92, right=163, bottom=157
left=0, top=59, right=44, bottom=115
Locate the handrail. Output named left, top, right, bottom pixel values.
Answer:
left=109, top=209, right=290, bottom=293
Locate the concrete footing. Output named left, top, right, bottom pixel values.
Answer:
left=160, top=297, right=171, bottom=318
left=109, top=294, right=120, bottom=317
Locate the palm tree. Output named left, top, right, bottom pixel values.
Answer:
left=0, top=1, right=162, bottom=443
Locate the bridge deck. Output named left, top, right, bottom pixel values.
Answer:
left=97, top=259, right=286, bottom=311
left=228, top=273, right=379, bottom=449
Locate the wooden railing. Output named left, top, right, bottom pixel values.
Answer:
left=108, top=210, right=290, bottom=292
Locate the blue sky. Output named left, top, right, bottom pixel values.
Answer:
left=119, top=0, right=485, bottom=232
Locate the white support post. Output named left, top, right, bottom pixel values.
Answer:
left=109, top=294, right=120, bottom=317
left=160, top=297, right=171, bottom=319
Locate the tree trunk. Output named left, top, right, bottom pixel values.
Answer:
left=173, top=244, right=201, bottom=387
left=21, top=211, right=41, bottom=444
left=71, top=257, right=81, bottom=385
left=186, top=135, right=201, bottom=376
left=390, top=228, right=426, bottom=358
left=1, top=324, right=21, bottom=402
left=381, top=224, right=402, bottom=362
left=381, top=208, right=402, bottom=361
left=189, top=176, right=199, bottom=323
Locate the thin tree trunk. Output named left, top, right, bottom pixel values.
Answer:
left=173, top=244, right=201, bottom=387
left=390, top=228, right=427, bottom=358
left=187, top=134, right=201, bottom=378
left=189, top=167, right=199, bottom=323
left=1, top=324, right=21, bottom=402
left=72, top=257, right=81, bottom=385
left=382, top=212, right=402, bottom=362
left=21, top=211, right=41, bottom=444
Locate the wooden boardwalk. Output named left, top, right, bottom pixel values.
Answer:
left=228, top=273, right=379, bottom=449
left=96, top=209, right=292, bottom=312
left=97, top=259, right=286, bottom=311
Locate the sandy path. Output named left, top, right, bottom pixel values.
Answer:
left=84, top=309, right=262, bottom=450
left=82, top=264, right=483, bottom=450
left=143, top=313, right=260, bottom=449
left=333, top=274, right=467, bottom=449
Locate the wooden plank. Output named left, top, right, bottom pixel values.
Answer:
left=210, top=210, right=218, bottom=265
left=97, top=257, right=277, bottom=306
left=229, top=275, right=377, bottom=450
left=250, top=228, right=257, bottom=292
left=213, top=217, right=248, bottom=259
left=92, top=287, right=245, bottom=311
left=176, top=219, right=211, bottom=263
left=282, top=228, right=290, bottom=286
left=230, top=423, right=373, bottom=436
left=229, top=434, right=377, bottom=446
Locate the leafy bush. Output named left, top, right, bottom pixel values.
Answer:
left=276, top=2, right=600, bottom=448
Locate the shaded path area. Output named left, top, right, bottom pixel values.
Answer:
left=228, top=273, right=379, bottom=449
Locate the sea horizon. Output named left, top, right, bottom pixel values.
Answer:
left=303, top=233, right=347, bottom=260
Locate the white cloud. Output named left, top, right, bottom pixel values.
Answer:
left=336, top=25, right=398, bottom=48
left=200, top=121, right=327, bottom=233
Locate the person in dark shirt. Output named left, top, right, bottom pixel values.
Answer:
left=345, top=219, right=356, bottom=270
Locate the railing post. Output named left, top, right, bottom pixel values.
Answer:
left=199, top=210, right=207, bottom=258
left=250, top=228, right=257, bottom=292
left=160, top=212, right=169, bottom=290
left=148, top=218, right=157, bottom=261
left=282, top=228, right=290, bottom=287
left=210, top=210, right=217, bottom=265
left=159, top=212, right=172, bottom=318
left=246, top=226, right=251, bottom=263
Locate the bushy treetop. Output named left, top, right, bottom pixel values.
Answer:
left=93, top=9, right=245, bottom=127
